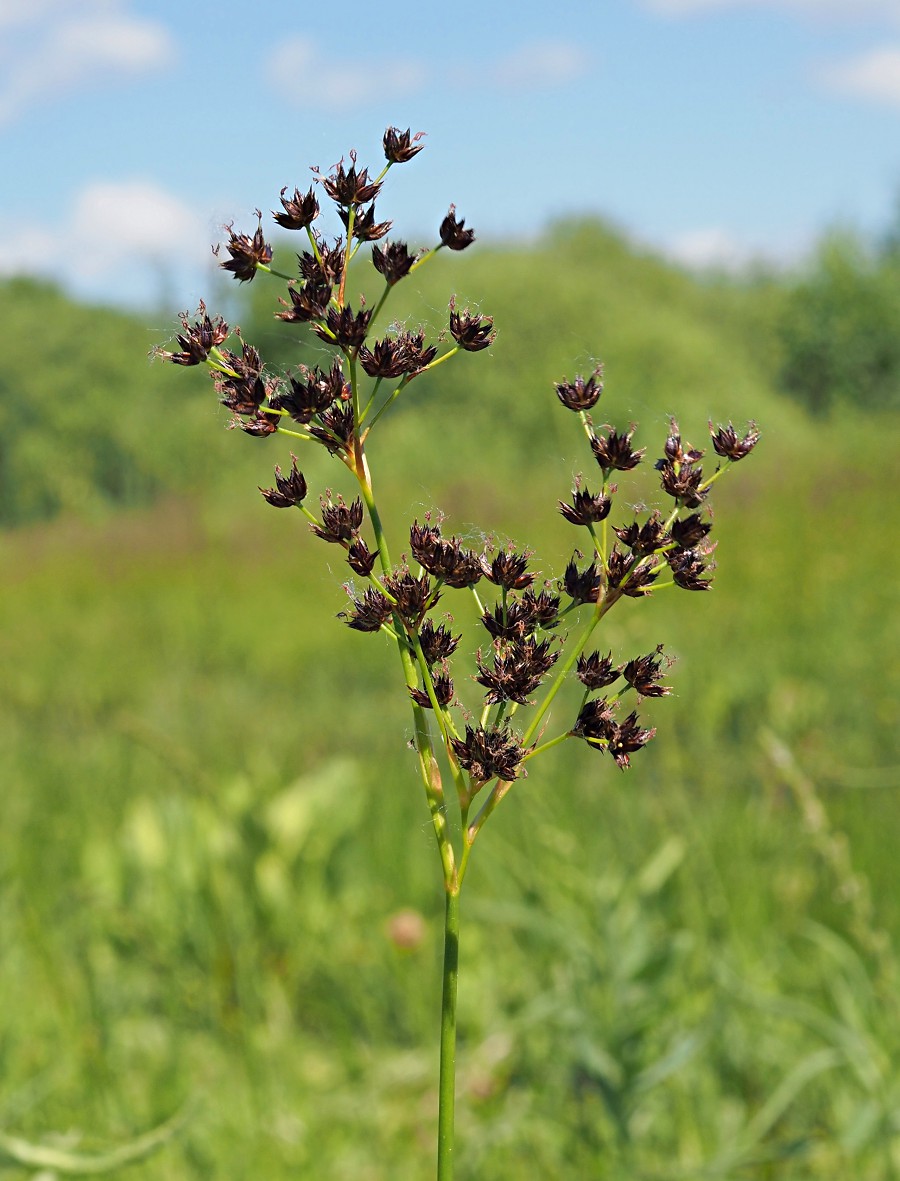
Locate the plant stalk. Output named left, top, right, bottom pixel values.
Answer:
left=437, top=886, right=461, bottom=1181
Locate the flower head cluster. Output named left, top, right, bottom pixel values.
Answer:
left=159, top=127, right=759, bottom=829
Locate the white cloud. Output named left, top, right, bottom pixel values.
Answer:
left=0, top=3, right=175, bottom=126
left=70, top=181, right=207, bottom=277
left=486, top=41, right=591, bottom=89
left=645, top=0, right=900, bottom=21
left=266, top=37, right=589, bottom=109
left=823, top=45, right=900, bottom=106
left=0, top=180, right=209, bottom=303
left=268, top=37, right=426, bottom=109
left=664, top=226, right=769, bottom=270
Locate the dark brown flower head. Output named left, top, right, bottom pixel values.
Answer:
left=340, top=204, right=392, bottom=242
left=440, top=206, right=476, bottom=251
left=606, top=546, right=658, bottom=597
left=572, top=700, right=656, bottom=769
left=409, top=673, right=454, bottom=709
left=225, top=339, right=262, bottom=379
left=272, top=361, right=343, bottom=424
left=709, top=420, right=760, bottom=462
left=621, top=644, right=672, bottom=697
left=449, top=308, right=495, bottom=352
left=318, top=358, right=347, bottom=402
left=409, top=519, right=442, bottom=563
left=419, top=619, right=460, bottom=665
left=299, top=238, right=344, bottom=286
left=483, top=548, right=534, bottom=590
left=359, top=338, right=412, bottom=379
left=481, top=588, right=559, bottom=640
left=259, top=456, right=307, bottom=507
left=383, top=126, right=425, bottom=163
left=562, top=557, right=602, bottom=604
left=310, top=403, right=355, bottom=454
left=430, top=543, right=483, bottom=589
left=450, top=724, right=526, bottom=784
left=218, top=213, right=273, bottom=282
left=383, top=570, right=437, bottom=628
left=321, top=153, right=382, bottom=207
left=656, top=457, right=707, bottom=508
left=663, top=420, right=704, bottom=465
left=342, top=586, right=394, bottom=632
left=163, top=303, right=228, bottom=365
left=480, top=598, right=532, bottom=641
left=613, top=511, right=669, bottom=555
left=670, top=512, right=712, bottom=549
left=605, top=711, right=657, bottom=770
left=372, top=240, right=416, bottom=285
left=559, top=488, right=613, bottom=526
left=216, top=376, right=267, bottom=415
left=410, top=521, right=483, bottom=589
left=312, top=495, right=364, bottom=543
left=576, top=651, right=619, bottom=690
left=666, top=547, right=713, bottom=591
left=555, top=367, right=604, bottom=412
left=395, top=330, right=437, bottom=375
left=347, top=539, right=378, bottom=576
left=236, top=409, right=280, bottom=437
left=521, top=588, right=561, bottom=631
left=313, top=304, right=373, bottom=349
left=590, top=428, right=645, bottom=475
left=275, top=281, right=332, bottom=324
left=214, top=340, right=268, bottom=413
left=273, top=186, right=319, bottom=230
left=572, top=696, right=616, bottom=742
left=476, top=637, right=559, bottom=705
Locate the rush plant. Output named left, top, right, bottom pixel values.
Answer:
left=159, top=128, right=759, bottom=1179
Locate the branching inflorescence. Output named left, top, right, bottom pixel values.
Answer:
left=159, top=127, right=758, bottom=1179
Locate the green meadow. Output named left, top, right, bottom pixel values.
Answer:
left=1, top=221, right=898, bottom=1178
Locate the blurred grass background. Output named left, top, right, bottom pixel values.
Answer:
left=1, top=218, right=898, bottom=1179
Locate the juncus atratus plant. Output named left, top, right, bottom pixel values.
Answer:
left=158, top=127, right=759, bottom=1180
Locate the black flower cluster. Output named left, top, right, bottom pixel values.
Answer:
left=160, top=127, right=759, bottom=806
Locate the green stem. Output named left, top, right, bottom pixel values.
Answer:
left=523, top=731, right=572, bottom=762
left=255, top=262, right=297, bottom=283
left=363, top=378, right=410, bottom=433
left=355, top=456, right=456, bottom=887
left=437, top=887, right=460, bottom=1181
left=521, top=595, right=614, bottom=747
left=411, top=244, right=442, bottom=273
left=276, top=426, right=315, bottom=442
left=369, top=280, right=393, bottom=326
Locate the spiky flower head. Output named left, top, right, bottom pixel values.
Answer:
left=312, top=496, right=364, bottom=544
left=555, top=367, right=604, bottom=412
left=709, top=421, right=760, bottom=462
left=372, top=240, right=416, bottom=285
left=273, top=186, right=319, bottom=230
left=559, top=488, right=614, bottom=526
left=562, top=557, right=602, bottom=604
left=576, top=651, right=619, bottom=690
left=162, top=302, right=228, bottom=365
left=590, top=428, right=645, bottom=475
left=409, top=673, right=454, bottom=709
left=449, top=308, right=495, bottom=352
left=439, top=206, right=475, bottom=251
left=450, top=725, right=526, bottom=784
left=621, top=645, right=672, bottom=697
left=259, top=457, right=308, bottom=508
left=383, top=127, right=425, bottom=163
left=343, top=587, right=394, bottom=633
left=218, top=212, right=272, bottom=282
left=321, top=152, right=382, bottom=207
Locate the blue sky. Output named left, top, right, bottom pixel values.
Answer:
left=2, top=0, right=899, bottom=308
